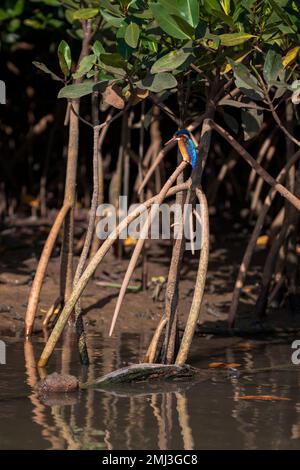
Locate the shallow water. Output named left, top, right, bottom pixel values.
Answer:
left=0, top=330, right=300, bottom=450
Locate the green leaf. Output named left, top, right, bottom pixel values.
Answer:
left=32, top=61, right=62, bottom=81
left=117, top=0, right=132, bottom=9
left=223, top=112, right=239, bottom=134
left=73, top=54, right=96, bottom=80
left=229, top=60, right=264, bottom=101
left=100, top=53, right=127, bottom=78
left=177, top=0, right=199, bottom=27
left=159, top=0, right=199, bottom=27
left=220, top=0, right=231, bottom=15
left=57, top=40, right=71, bottom=77
left=218, top=98, right=255, bottom=109
left=124, top=22, right=140, bottom=48
left=136, top=72, right=177, bottom=92
left=101, top=9, right=124, bottom=27
left=73, top=8, right=99, bottom=20
left=8, top=0, right=24, bottom=17
left=263, top=49, right=283, bottom=84
left=219, top=33, right=255, bottom=47
left=173, top=14, right=195, bottom=38
left=267, top=0, right=294, bottom=29
left=100, top=53, right=126, bottom=69
left=150, top=3, right=194, bottom=39
left=24, top=18, right=44, bottom=29
left=241, top=107, right=263, bottom=141
left=58, top=81, right=95, bottom=99
left=117, top=22, right=135, bottom=59
left=92, top=40, right=105, bottom=57
left=151, top=47, right=194, bottom=73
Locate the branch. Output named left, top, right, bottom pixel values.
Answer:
left=208, top=120, right=300, bottom=212
left=260, top=80, right=300, bottom=148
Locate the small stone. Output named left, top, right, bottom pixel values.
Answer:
left=35, top=372, right=79, bottom=394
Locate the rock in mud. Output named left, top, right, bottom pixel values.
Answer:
left=35, top=372, right=79, bottom=394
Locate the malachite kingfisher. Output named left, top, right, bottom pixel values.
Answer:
left=165, top=129, right=197, bottom=168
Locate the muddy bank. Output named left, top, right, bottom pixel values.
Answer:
left=0, top=218, right=299, bottom=347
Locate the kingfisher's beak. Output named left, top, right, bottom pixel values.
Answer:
left=164, top=136, right=179, bottom=146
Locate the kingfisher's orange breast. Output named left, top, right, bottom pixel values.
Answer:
left=178, top=138, right=191, bottom=164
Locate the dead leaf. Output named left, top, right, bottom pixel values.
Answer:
left=208, top=362, right=226, bottom=368
left=256, top=235, right=269, bottom=246
left=102, top=84, right=125, bottom=109
left=282, top=46, right=300, bottom=68
left=208, top=362, right=241, bottom=368
left=124, top=236, right=137, bottom=247
left=22, top=194, right=40, bottom=208
left=131, top=87, right=149, bottom=105
left=237, top=395, right=290, bottom=401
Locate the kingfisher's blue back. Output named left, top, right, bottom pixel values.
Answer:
left=173, top=129, right=197, bottom=169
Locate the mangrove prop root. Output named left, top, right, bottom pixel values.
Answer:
left=37, top=181, right=190, bottom=367
left=60, top=99, right=80, bottom=305
left=109, top=161, right=188, bottom=337
left=90, top=109, right=115, bottom=259
left=42, top=296, right=62, bottom=329
left=73, top=125, right=101, bottom=365
left=25, top=203, right=71, bottom=336
left=176, top=188, right=209, bottom=365
left=228, top=149, right=300, bottom=326
left=144, top=317, right=167, bottom=363
left=163, top=190, right=190, bottom=364
left=81, top=363, right=202, bottom=388
left=58, top=22, right=94, bottom=305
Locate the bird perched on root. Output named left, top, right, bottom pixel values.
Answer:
left=165, top=129, right=197, bottom=168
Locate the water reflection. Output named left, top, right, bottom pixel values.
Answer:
left=1, top=332, right=300, bottom=449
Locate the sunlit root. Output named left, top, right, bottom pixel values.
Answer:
left=176, top=188, right=209, bottom=364
left=42, top=296, right=62, bottom=329
left=144, top=316, right=167, bottom=363
left=37, top=181, right=190, bottom=367
left=25, top=203, right=71, bottom=336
